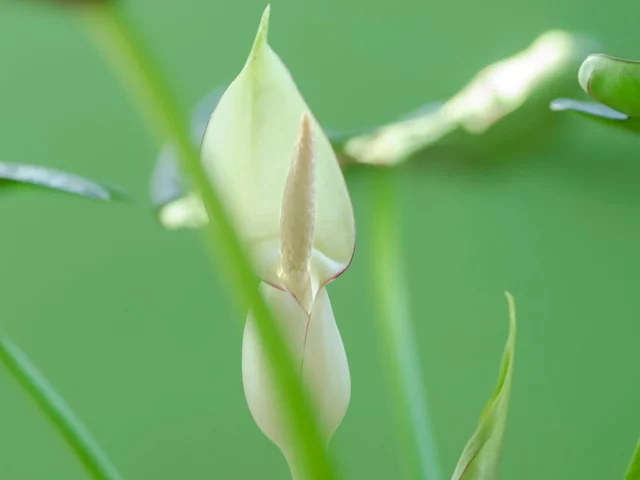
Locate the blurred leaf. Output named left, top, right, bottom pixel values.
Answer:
left=578, top=54, right=640, bottom=117
left=149, top=87, right=226, bottom=210
left=157, top=192, right=208, bottom=229
left=550, top=98, right=640, bottom=133
left=625, top=439, right=640, bottom=480
left=0, top=162, right=123, bottom=200
left=150, top=146, right=185, bottom=208
left=343, top=31, right=597, bottom=166
left=0, top=335, right=123, bottom=480
left=450, top=292, right=516, bottom=480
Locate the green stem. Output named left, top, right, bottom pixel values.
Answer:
left=371, top=170, right=441, bottom=480
left=625, top=438, right=640, bottom=480
left=0, top=335, right=123, bottom=480
left=76, top=4, right=336, bottom=479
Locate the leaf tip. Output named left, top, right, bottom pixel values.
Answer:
left=578, top=54, right=604, bottom=96
left=504, top=290, right=517, bottom=344
left=549, top=98, right=569, bottom=111
left=248, top=4, right=271, bottom=61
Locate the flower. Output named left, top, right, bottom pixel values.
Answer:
left=200, top=4, right=356, bottom=471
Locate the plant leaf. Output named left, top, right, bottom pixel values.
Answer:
left=0, top=334, right=123, bottom=480
left=578, top=54, right=640, bottom=117
left=625, top=438, right=640, bottom=480
left=0, top=162, right=123, bottom=200
left=343, top=31, right=596, bottom=166
left=149, top=86, right=226, bottom=210
left=550, top=98, right=640, bottom=133
left=450, top=292, right=516, bottom=480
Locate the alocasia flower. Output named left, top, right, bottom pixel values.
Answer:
left=200, top=5, right=356, bottom=473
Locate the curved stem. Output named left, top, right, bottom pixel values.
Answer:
left=76, top=4, right=337, bottom=479
left=0, top=335, right=123, bottom=480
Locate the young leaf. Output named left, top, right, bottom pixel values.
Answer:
left=625, top=438, right=640, bottom=480
left=0, top=162, right=122, bottom=200
left=0, top=335, right=123, bottom=480
left=550, top=98, right=640, bottom=133
left=578, top=54, right=640, bottom=117
left=450, top=292, right=516, bottom=480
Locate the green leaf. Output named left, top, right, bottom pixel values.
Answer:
left=578, top=54, right=640, bottom=117
left=625, top=438, right=640, bottom=480
left=0, top=335, right=123, bottom=480
left=450, top=292, right=516, bottom=480
left=0, top=162, right=123, bottom=200
left=550, top=98, right=640, bottom=133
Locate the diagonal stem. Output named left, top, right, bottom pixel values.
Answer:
left=75, top=4, right=337, bottom=479
left=0, top=335, right=124, bottom=480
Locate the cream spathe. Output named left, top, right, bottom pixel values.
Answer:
left=200, top=5, right=355, bottom=475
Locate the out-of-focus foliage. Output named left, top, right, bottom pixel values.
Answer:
left=625, top=439, right=640, bottom=480
left=552, top=54, right=640, bottom=133
left=0, top=162, right=121, bottom=201
left=0, top=336, right=122, bottom=480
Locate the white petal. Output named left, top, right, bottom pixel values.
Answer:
left=201, top=6, right=355, bottom=290
left=242, top=283, right=350, bottom=464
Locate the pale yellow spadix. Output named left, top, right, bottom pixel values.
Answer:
left=201, top=5, right=355, bottom=298
left=280, top=113, right=316, bottom=313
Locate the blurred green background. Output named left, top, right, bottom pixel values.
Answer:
left=0, top=0, right=639, bottom=479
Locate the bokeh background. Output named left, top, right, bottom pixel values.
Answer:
left=0, top=0, right=639, bottom=479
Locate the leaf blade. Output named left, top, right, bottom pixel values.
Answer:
left=625, top=438, right=640, bottom=480
left=550, top=98, right=640, bottom=133
left=578, top=54, right=640, bottom=117
left=0, top=335, right=124, bottom=480
left=0, top=162, right=123, bottom=201
left=451, top=292, right=516, bottom=480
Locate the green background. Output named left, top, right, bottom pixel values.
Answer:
left=0, top=0, right=638, bottom=478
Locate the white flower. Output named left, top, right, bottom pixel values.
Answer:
left=200, top=5, right=356, bottom=473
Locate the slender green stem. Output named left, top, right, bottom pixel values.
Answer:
left=0, top=335, right=123, bottom=480
left=625, top=438, right=640, bottom=480
left=371, top=170, right=441, bottom=480
left=76, top=4, right=336, bottom=479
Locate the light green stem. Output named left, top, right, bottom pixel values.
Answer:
left=625, top=438, right=640, bottom=480
left=371, top=170, right=441, bottom=480
left=0, top=335, right=123, bottom=480
left=76, top=4, right=336, bottom=479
